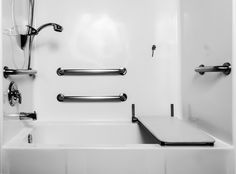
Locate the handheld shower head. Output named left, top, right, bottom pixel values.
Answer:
left=53, top=24, right=63, bottom=32
left=37, top=23, right=63, bottom=33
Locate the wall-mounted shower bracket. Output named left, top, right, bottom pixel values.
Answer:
left=23, top=25, right=38, bottom=36
left=4, top=25, right=38, bottom=50
left=3, top=66, right=37, bottom=78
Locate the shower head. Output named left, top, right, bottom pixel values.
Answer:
left=37, top=23, right=63, bottom=33
left=52, top=23, right=63, bottom=32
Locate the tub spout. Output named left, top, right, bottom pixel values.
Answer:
left=6, top=111, right=37, bottom=121
left=19, top=111, right=37, bottom=120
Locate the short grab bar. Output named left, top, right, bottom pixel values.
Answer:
left=57, top=68, right=127, bottom=76
left=195, top=62, right=231, bottom=75
left=3, top=66, right=37, bottom=78
left=57, top=93, right=127, bottom=102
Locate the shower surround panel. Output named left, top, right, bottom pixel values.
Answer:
left=33, top=0, right=181, bottom=121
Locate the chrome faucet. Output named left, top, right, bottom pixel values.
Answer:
left=19, top=112, right=37, bottom=120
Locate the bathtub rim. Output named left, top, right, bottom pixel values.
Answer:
left=2, top=121, right=233, bottom=150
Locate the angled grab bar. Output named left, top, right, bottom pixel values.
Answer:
left=195, top=62, right=231, bottom=75
left=57, top=67, right=127, bottom=76
left=57, top=93, right=127, bottom=102
left=3, top=66, right=37, bottom=78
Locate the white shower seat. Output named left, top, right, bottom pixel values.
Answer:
left=137, top=116, right=215, bottom=146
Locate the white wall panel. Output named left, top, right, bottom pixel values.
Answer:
left=180, top=0, right=232, bottom=143
left=33, top=0, right=181, bottom=121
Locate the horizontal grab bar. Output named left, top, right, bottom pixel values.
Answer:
left=195, top=62, right=231, bottom=75
left=57, top=68, right=127, bottom=76
left=57, top=93, right=127, bottom=102
left=3, top=66, right=37, bottom=78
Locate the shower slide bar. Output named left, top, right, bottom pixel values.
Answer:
left=57, top=67, right=127, bottom=76
left=57, top=93, right=127, bottom=102
left=3, top=66, right=37, bottom=78
left=195, top=62, right=231, bottom=75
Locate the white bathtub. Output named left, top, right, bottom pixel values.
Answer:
left=3, top=122, right=234, bottom=174
left=5, top=122, right=158, bottom=148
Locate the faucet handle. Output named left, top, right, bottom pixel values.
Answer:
left=15, top=90, right=22, bottom=104
left=8, top=81, right=22, bottom=106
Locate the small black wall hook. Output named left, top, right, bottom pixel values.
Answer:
left=152, top=45, right=157, bottom=57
